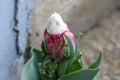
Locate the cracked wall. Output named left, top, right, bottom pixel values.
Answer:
left=0, top=0, right=34, bottom=80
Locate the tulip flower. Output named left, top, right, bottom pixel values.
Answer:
left=22, top=12, right=103, bottom=80
left=42, top=13, right=76, bottom=62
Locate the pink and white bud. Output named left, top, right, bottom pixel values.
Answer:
left=42, top=13, right=76, bottom=62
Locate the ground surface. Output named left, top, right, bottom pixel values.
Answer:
left=80, top=11, right=120, bottom=80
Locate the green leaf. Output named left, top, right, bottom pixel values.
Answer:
left=43, top=36, right=49, bottom=54
left=88, top=51, right=103, bottom=80
left=40, top=74, right=52, bottom=80
left=66, top=52, right=83, bottom=74
left=88, top=51, right=103, bottom=69
left=21, top=47, right=42, bottom=80
left=68, top=57, right=82, bottom=73
left=93, top=74, right=101, bottom=80
left=64, top=35, right=75, bottom=58
left=74, top=33, right=83, bottom=66
left=75, top=33, right=81, bottom=56
left=58, top=69, right=99, bottom=80
left=42, top=56, right=56, bottom=75
left=63, top=37, right=70, bottom=59
left=78, top=52, right=83, bottom=66
left=65, top=58, right=73, bottom=73
left=57, top=60, right=69, bottom=78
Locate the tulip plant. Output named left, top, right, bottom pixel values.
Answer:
left=21, top=13, right=103, bottom=80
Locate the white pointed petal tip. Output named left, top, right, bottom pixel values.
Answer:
left=46, top=12, right=67, bottom=34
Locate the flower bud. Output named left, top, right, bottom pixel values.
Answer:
left=42, top=13, right=76, bottom=62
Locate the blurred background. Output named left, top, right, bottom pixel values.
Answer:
left=0, top=0, right=120, bottom=80
left=30, top=0, right=120, bottom=80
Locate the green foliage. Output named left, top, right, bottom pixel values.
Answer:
left=64, top=35, right=75, bottom=58
left=21, top=34, right=103, bottom=80
left=88, top=51, right=103, bottom=80
left=93, top=74, right=101, bottom=80
left=68, top=57, right=82, bottom=73
left=40, top=74, right=52, bottom=80
left=88, top=51, right=103, bottom=69
left=40, top=55, right=57, bottom=79
left=57, top=60, right=69, bottom=78
left=58, top=69, right=99, bottom=80
left=21, top=46, right=42, bottom=80
left=75, top=33, right=81, bottom=56
left=43, top=36, right=49, bottom=54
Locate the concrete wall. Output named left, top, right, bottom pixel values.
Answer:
left=0, top=0, right=34, bottom=80
left=0, top=0, right=17, bottom=79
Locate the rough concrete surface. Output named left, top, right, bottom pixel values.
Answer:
left=80, top=11, right=120, bottom=80
left=0, top=0, right=17, bottom=80
left=0, top=0, right=34, bottom=80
